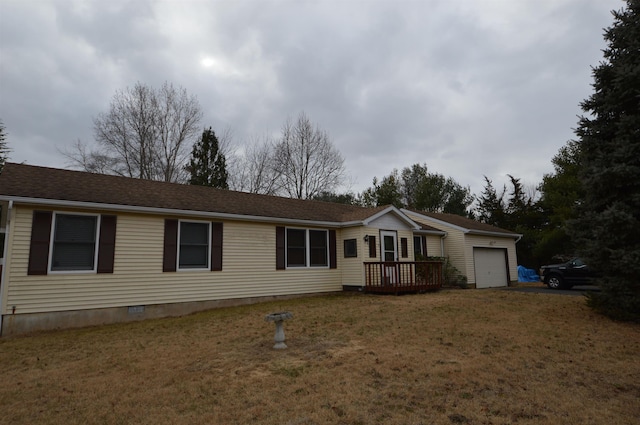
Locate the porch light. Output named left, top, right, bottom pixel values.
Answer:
left=364, top=235, right=369, bottom=243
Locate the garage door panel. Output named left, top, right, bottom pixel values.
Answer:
left=474, top=248, right=508, bottom=288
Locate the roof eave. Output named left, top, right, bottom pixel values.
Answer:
left=401, top=208, right=468, bottom=232
left=467, top=230, right=522, bottom=239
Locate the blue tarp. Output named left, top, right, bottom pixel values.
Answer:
left=518, top=265, right=540, bottom=282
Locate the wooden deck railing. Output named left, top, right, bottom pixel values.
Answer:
left=363, top=261, right=443, bottom=294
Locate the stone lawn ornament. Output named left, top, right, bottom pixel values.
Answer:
left=264, top=311, right=293, bottom=349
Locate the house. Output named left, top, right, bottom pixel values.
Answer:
left=0, top=163, right=447, bottom=335
left=0, top=164, right=519, bottom=335
left=402, top=209, right=522, bottom=288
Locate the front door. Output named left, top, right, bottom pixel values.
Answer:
left=381, top=231, right=398, bottom=261
left=380, top=231, right=398, bottom=284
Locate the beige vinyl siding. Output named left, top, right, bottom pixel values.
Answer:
left=440, top=228, right=469, bottom=281
left=5, top=207, right=342, bottom=315
left=340, top=227, right=366, bottom=287
left=403, top=212, right=468, bottom=280
left=367, top=213, right=409, bottom=231
left=425, top=235, right=443, bottom=257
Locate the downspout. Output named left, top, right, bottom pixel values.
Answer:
left=0, top=200, right=12, bottom=336
left=440, top=232, right=447, bottom=257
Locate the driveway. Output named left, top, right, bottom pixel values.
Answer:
left=504, top=284, right=600, bottom=296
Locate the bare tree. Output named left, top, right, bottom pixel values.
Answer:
left=272, top=112, right=345, bottom=199
left=0, top=119, right=11, bottom=173
left=65, top=82, right=202, bottom=182
left=229, top=135, right=281, bottom=195
left=63, top=139, right=119, bottom=175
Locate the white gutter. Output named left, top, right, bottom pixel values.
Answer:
left=0, top=200, right=12, bottom=336
left=467, top=230, right=523, bottom=240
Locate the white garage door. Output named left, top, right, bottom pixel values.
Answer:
left=473, top=248, right=508, bottom=289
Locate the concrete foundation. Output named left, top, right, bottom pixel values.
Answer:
left=1, top=292, right=338, bottom=337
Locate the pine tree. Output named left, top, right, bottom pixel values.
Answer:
left=187, top=127, right=229, bottom=189
left=536, top=140, right=583, bottom=263
left=571, top=0, right=640, bottom=321
left=476, top=176, right=506, bottom=227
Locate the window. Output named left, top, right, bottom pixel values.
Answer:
left=163, top=220, right=222, bottom=272
left=178, top=221, right=210, bottom=270
left=344, top=239, right=357, bottom=258
left=50, top=213, right=99, bottom=272
left=309, top=230, right=328, bottom=267
left=286, top=228, right=328, bottom=268
left=286, top=229, right=306, bottom=267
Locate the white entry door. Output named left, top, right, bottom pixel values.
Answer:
left=380, top=231, right=398, bottom=262
left=380, top=231, right=398, bottom=284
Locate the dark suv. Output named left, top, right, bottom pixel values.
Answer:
left=540, top=258, right=596, bottom=289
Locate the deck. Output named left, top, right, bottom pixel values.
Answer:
left=364, top=261, right=443, bottom=295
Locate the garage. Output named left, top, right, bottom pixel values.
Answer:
left=473, top=248, right=508, bottom=288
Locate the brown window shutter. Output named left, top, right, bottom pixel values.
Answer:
left=422, top=236, right=428, bottom=257
left=163, top=219, right=178, bottom=272
left=28, top=210, right=53, bottom=275
left=401, top=238, right=408, bottom=258
left=276, top=226, right=285, bottom=270
left=97, top=215, right=117, bottom=274
left=368, top=235, right=376, bottom=258
left=329, top=229, right=337, bottom=269
left=211, top=222, right=223, bottom=271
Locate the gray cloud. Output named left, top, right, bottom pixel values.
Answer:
left=0, top=0, right=620, bottom=198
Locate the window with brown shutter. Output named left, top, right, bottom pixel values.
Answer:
left=401, top=237, right=408, bottom=258
left=163, top=219, right=178, bottom=272
left=29, top=211, right=115, bottom=274
left=97, top=215, right=117, bottom=273
left=276, top=226, right=285, bottom=270
left=368, top=235, right=377, bottom=258
left=329, top=229, right=337, bottom=269
left=28, top=211, right=53, bottom=275
left=277, top=227, right=334, bottom=269
left=211, top=222, right=223, bottom=271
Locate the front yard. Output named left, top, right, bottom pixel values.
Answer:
left=1, top=289, right=638, bottom=424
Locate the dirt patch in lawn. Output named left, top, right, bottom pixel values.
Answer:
left=1, top=290, right=638, bottom=424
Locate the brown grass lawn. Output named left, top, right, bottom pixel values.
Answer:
left=1, top=289, right=639, bottom=425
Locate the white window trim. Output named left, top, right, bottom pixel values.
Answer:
left=177, top=219, right=211, bottom=272
left=285, top=227, right=329, bottom=269
left=48, top=211, right=101, bottom=274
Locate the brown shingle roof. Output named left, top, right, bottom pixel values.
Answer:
left=0, top=163, right=387, bottom=224
left=404, top=208, right=520, bottom=236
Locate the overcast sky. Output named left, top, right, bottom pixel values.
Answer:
left=0, top=0, right=621, bottom=198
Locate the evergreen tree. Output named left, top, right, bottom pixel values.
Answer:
left=187, top=127, right=229, bottom=189
left=536, top=139, right=583, bottom=263
left=570, top=0, right=640, bottom=321
left=361, top=171, right=404, bottom=208
left=475, top=176, right=506, bottom=227
left=362, top=164, right=473, bottom=214
left=312, top=191, right=360, bottom=205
